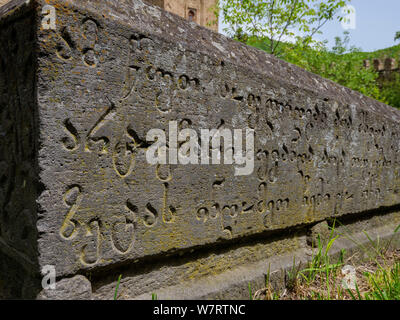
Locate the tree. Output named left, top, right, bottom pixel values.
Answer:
left=216, top=0, right=351, bottom=56
left=331, top=30, right=360, bottom=55
left=395, top=31, right=400, bottom=42
left=271, top=31, right=383, bottom=104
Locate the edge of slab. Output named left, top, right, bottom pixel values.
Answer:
left=50, top=0, right=400, bottom=123
left=0, top=0, right=31, bottom=18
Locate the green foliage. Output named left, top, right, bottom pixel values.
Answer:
left=256, top=223, right=400, bottom=300
left=395, top=31, right=400, bottom=42
left=248, top=282, right=253, bottom=300
left=216, top=0, right=400, bottom=109
left=114, top=274, right=122, bottom=300
left=365, top=263, right=400, bottom=300
left=339, top=223, right=400, bottom=300
left=248, top=32, right=400, bottom=109
left=298, top=229, right=342, bottom=286
left=216, top=0, right=350, bottom=55
left=281, top=32, right=383, bottom=101
left=380, top=73, right=400, bottom=109
left=347, top=262, right=400, bottom=300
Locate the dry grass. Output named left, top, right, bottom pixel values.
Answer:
left=253, top=224, right=400, bottom=300
left=277, top=250, right=400, bottom=300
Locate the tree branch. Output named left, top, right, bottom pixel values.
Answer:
left=273, top=0, right=299, bottom=54
left=269, top=0, right=276, bottom=54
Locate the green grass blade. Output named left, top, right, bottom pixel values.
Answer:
left=355, top=282, right=362, bottom=300
left=248, top=282, right=253, bottom=300
left=347, top=288, right=357, bottom=300
left=114, top=274, right=122, bottom=301
left=325, top=235, right=339, bottom=255
left=371, top=277, right=386, bottom=300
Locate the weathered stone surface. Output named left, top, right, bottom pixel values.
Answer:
left=37, top=275, right=92, bottom=300
left=0, top=0, right=11, bottom=8
left=0, top=0, right=400, bottom=299
left=306, top=221, right=331, bottom=248
left=95, top=211, right=400, bottom=300
left=0, top=0, right=40, bottom=299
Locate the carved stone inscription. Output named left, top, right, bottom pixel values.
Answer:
left=36, top=3, right=400, bottom=275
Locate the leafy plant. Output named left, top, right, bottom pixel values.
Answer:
left=395, top=31, right=400, bottom=42
left=215, top=0, right=351, bottom=56
left=249, top=31, right=397, bottom=108
left=379, top=73, right=400, bottom=109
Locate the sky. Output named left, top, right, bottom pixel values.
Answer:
left=218, top=0, right=400, bottom=53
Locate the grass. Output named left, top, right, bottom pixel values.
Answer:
left=113, top=273, right=159, bottom=300
left=347, top=260, right=400, bottom=300
left=111, top=223, right=399, bottom=300
left=253, top=222, right=400, bottom=300
left=248, top=282, right=253, bottom=300
left=113, top=274, right=122, bottom=300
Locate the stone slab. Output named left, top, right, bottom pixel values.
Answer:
left=0, top=0, right=400, bottom=298
left=35, top=0, right=400, bottom=276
